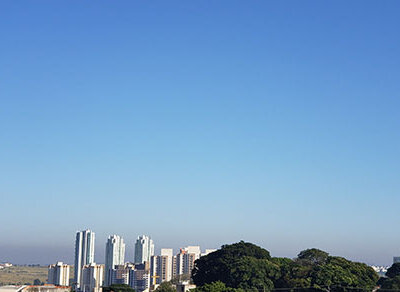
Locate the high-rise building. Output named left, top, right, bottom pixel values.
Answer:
left=134, top=235, right=154, bottom=264
left=74, top=230, right=95, bottom=289
left=160, top=249, right=173, bottom=282
left=81, top=263, right=103, bottom=292
left=105, top=235, right=126, bottom=286
left=172, top=255, right=177, bottom=278
left=183, top=253, right=197, bottom=275
left=48, top=262, right=70, bottom=286
left=175, top=246, right=201, bottom=276
left=150, top=248, right=173, bottom=285
left=175, top=249, right=185, bottom=276
left=184, top=246, right=201, bottom=257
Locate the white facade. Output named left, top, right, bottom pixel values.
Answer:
left=134, top=235, right=154, bottom=264
left=176, top=281, right=196, bottom=292
left=48, top=262, right=70, bottom=286
left=105, top=235, right=126, bottom=286
left=150, top=251, right=173, bottom=284
left=183, top=246, right=201, bottom=257
left=174, top=246, right=210, bottom=276
left=175, top=246, right=201, bottom=275
left=160, top=249, right=173, bottom=282
left=74, top=230, right=95, bottom=289
left=81, top=263, right=103, bottom=292
left=202, top=249, right=216, bottom=257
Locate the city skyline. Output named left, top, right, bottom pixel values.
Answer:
left=0, top=228, right=397, bottom=267
left=1, top=0, right=400, bottom=268
left=49, top=230, right=219, bottom=292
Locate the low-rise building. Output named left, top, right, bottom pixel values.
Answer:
left=48, top=262, right=70, bottom=286
left=129, top=263, right=150, bottom=292
left=176, top=282, right=196, bottom=292
left=111, top=264, right=135, bottom=286
left=0, top=285, right=70, bottom=292
left=81, top=263, right=104, bottom=292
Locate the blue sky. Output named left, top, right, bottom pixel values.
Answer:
left=0, top=1, right=399, bottom=266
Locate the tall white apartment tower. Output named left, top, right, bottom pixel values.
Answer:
left=74, top=230, right=95, bottom=289
left=105, top=235, right=126, bottom=286
left=134, top=235, right=154, bottom=264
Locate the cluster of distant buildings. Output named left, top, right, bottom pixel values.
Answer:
left=0, top=263, right=12, bottom=270
left=47, top=230, right=215, bottom=292
left=370, top=257, right=400, bottom=277
left=371, top=266, right=388, bottom=277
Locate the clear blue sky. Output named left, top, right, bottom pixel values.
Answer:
left=1, top=1, right=399, bottom=266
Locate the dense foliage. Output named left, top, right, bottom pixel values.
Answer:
left=154, top=282, right=176, bottom=292
left=385, top=263, right=400, bottom=279
left=190, top=281, right=245, bottom=292
left=192, top=241, right=379, bottom=292
left=102, top=284, right=135, bottom=292
left=192, top=241, right=272, bottom=288
left=378, top=263, right=400, bottom=291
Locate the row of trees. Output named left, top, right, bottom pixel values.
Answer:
left=191, top=241, right=380, bottom=292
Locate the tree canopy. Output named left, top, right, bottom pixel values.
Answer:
left=380, top=275, right=400, bottom=291
left=102, top=284, right=135, bottom=292
left=191, top=281, right=245, bottom=292
left=192, top=241, right=272, bottom=289
left=297, top=249, right=329, bottom=266
left=192, top=242, right=379, bottom=292
left=385, top=263, right=400, bottom=279
left=154, top=282, right=175, bottom=292
left=377, top=263, right=400, bottom=291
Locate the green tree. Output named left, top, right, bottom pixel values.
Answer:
left=191, top=281, right=245, bottom=292
left=171, top=274, right=191, bottom=285
left=378, top=263, right=400, bottom=291
left=192, top=241, right=271, bottom=288
left=327, top=257, right=378, bottom=289
left=297, top=249, right=329, bottom=266
left=273, top=259, right=313, bottom=289
left=102, top=284, right=135, bottom=292
left=380, top=275, right=400, bottom=290
left=229, top=257, right=280, bottom=291
left=155, top=282, right=175, bottom=292
left=33, top=279, right=42, bottom=285
left=291, top=252, right=378, bottom=291
left=385, top=263, right=400, bottom=279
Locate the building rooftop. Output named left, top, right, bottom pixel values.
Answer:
left=0, top=286, right=26, bottom=292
